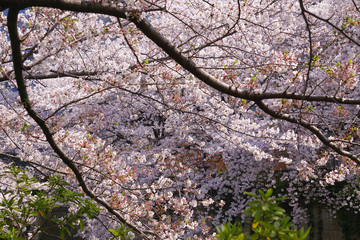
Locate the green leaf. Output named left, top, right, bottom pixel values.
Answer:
left=38, top=210, right=46, bottom=218
left=265, top=188, right=273, bottom=198
left=109, top=228, right=119, bottom=236
left=60, top=228, right=66, bottom=240
left=63, top=227, right=71, bottom=237
left=258, top=189, right=265, bottom=198
left=273, top=197, right=288, bottom=202
left=261, top=204, right=269, bottom=211
left=307, top=104, right=314, bottom=111
left=21, top=122, right=30, bottom=132
left=244, top=192, right=259, bottom=199
left=301, top=227, right=311, bottom=240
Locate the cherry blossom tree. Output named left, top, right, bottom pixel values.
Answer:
left=0, top=0, right=360, bottom=239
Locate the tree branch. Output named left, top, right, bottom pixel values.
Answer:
left=7, top=7, right=152, bottom=238
left=255, top=100, right=360, bottom=165
left=0, top=0, right=128, bottom=18
left=303, top=6, right=360, bottom=48
left=1, top=0, right=359, bottom=105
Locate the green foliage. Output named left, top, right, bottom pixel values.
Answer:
left=306, top=104, right=314, bottom=112
left=21, top=122, right=30, bottom=132
left=0, top=165, right=99, bottom=240
left=109, top=224, right=133, bottom=240
left=216, top=189, right=311, bottom=240
left=216, top=222, right=244, bottom=240
left=341, top=16, right=356, bottom=30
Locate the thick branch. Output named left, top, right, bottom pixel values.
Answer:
left=0, top=0, right=128, bottom=17
left=299, top=0, right=313, bottom=95
left=0, top=71, right=98, bottom=82
left=132, top=17, right=360, bottom=104
left=7, top=7, right=151, bottom=238
left=255, top=100, right=360, bottom=165
left=1, top=0, right=359, bottom=105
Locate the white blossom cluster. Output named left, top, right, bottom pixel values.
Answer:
left=1, top=0, right=360, bottom=239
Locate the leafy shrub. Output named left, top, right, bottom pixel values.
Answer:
left=216, top=189, right=311, bottom=240
left=0, top=165, right=99, bottom=240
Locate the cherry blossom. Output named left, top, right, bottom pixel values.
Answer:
left=1, top=0, right=360, bottom=238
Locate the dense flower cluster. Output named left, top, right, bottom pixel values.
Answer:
left=1, top=0, right=360, bottom=238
